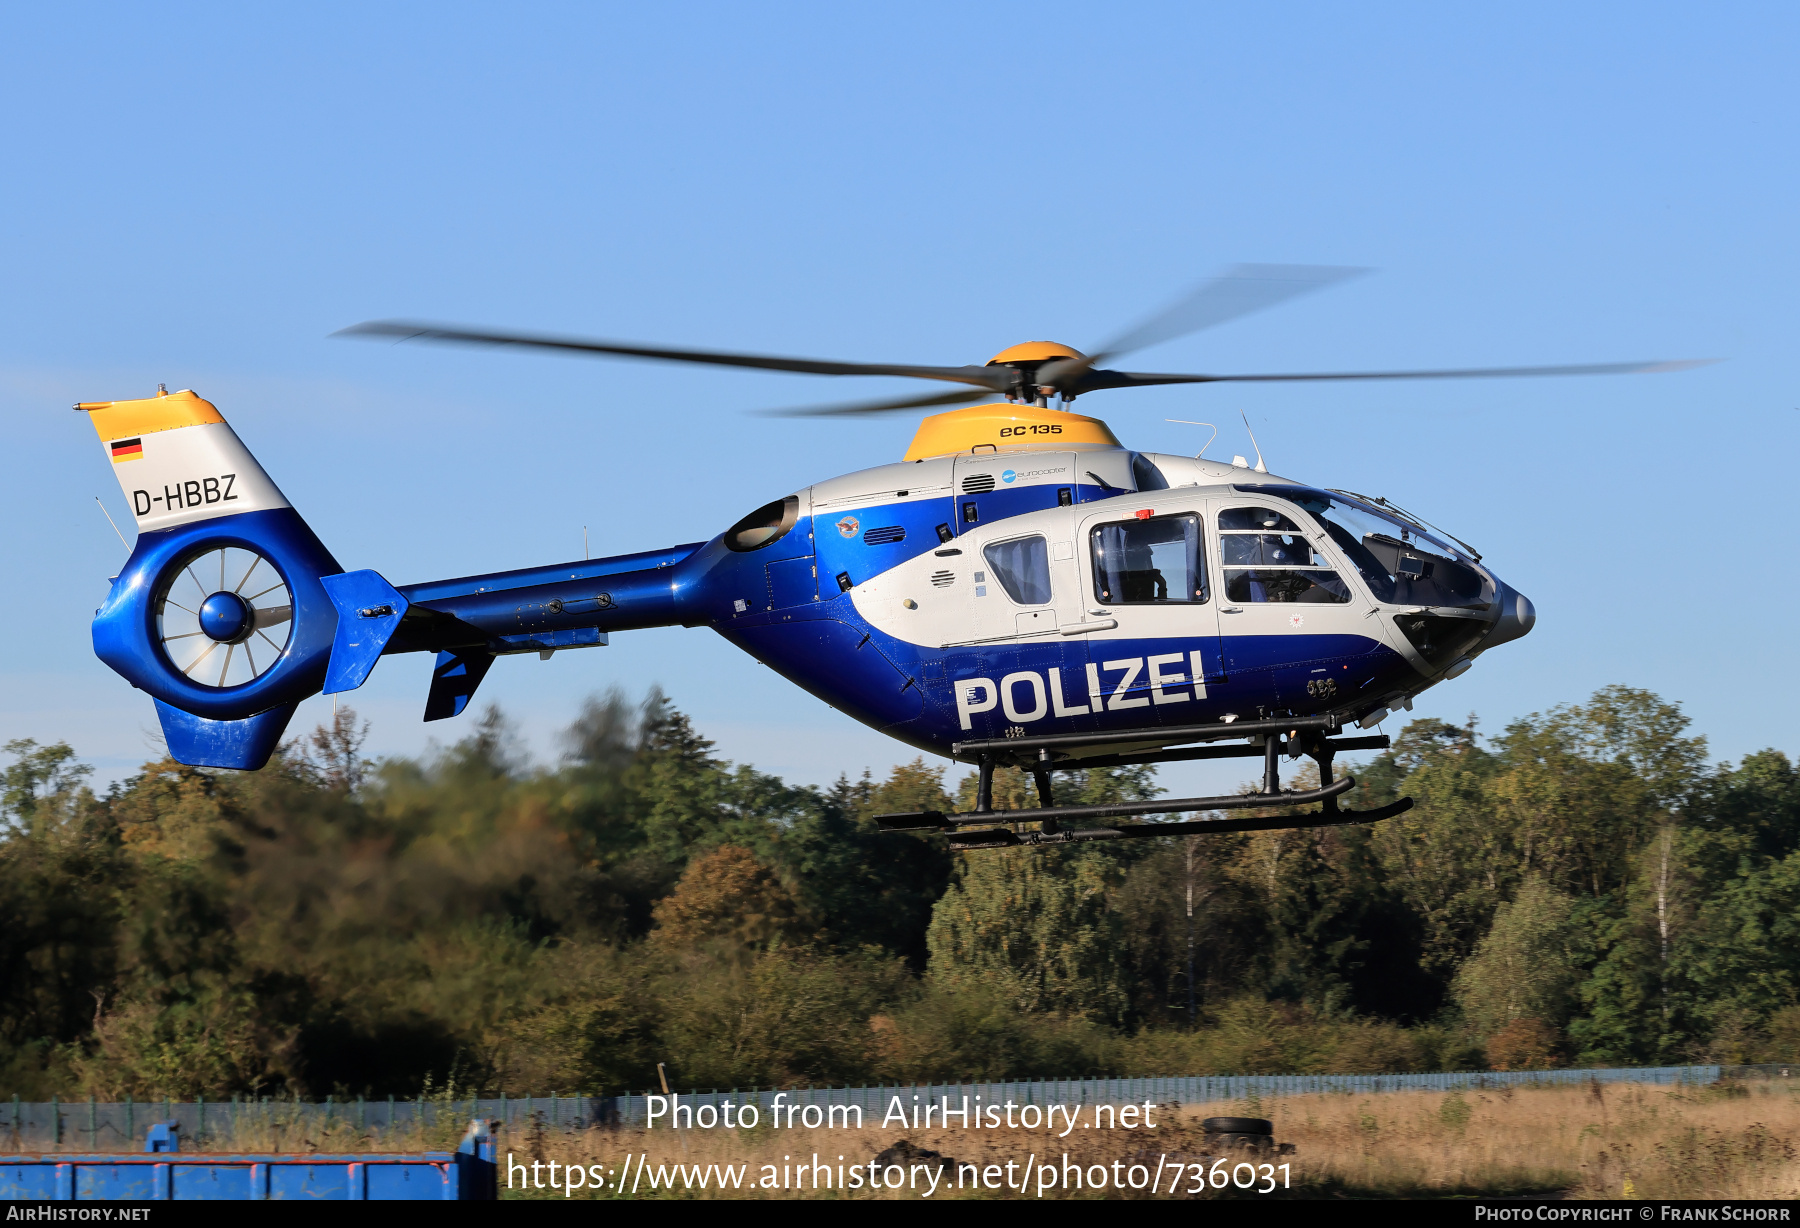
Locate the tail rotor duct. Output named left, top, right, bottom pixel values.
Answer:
left=154, top=545, right=294, bottom=689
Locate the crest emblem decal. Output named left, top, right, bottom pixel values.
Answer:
left=836, top=516, right=860, bottom=538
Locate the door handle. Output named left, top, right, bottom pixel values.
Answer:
left=1061, top=619, right=1117, bottom=635
left=1222, top=607, right=1244, bottom=613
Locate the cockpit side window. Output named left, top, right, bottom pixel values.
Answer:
left=1218, top=506, right=1304, bottom=532
left=983, top=535, right=1053, bottom=605
left=1090, top=513, right=1207, bottom=604
left=1282, top=491, right=1488, bottom=609
left=1217, top=505, right=1351, bottom=605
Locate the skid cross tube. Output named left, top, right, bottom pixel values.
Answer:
left=1059, top=733, right=1389, bottom=772
left=948, top=796, right=1416, bottom=850
left=875, top=774, right=1356, bottom=832
left=897, top=713, right=1411, bottom=849
left=952, top=711, right=1348, bottom=761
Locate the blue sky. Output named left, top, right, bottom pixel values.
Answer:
left=3, top=3, right=1796, bottom=794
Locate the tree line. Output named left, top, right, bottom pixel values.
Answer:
left=3, top=683, right=1797, bottom=1099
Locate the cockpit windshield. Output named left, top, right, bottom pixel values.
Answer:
left=1238, top=487, right=1490, bottom=610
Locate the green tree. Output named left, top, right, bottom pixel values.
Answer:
left=1113, top=834, right=1268, bottom=1025
left=1452, top=875, right=1589, bottom=1038
left=2, top=739, right=93, bottom=834
left=927, top=845, right=1129, bottom=1024
left=778, top=761, right=953, bottom=967
left=630, top=690, right=733, bottom=862
left=1262, top=821, right=1433, bottom=1020
left=1367, top=719, right=1505, bottom=980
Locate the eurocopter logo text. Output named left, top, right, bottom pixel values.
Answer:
left=953, top=654, right=1210, bottom=730
left=1001, top=469, right=1017, bottom=483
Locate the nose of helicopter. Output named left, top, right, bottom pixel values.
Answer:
left=1478, top=581, right=1537, bottom=652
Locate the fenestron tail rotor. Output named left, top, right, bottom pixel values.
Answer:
left=154, top=546, right=294, bottom=689
left=336, top=264, right=1712, bottom=415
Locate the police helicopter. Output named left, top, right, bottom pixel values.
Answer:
left=79, top=265, right=1703, bottom=850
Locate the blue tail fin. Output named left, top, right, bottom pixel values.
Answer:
left=425, top=650, right=494, bottom=721
left=154, top=699, right=300, bottom=771
left=321, top=570, right=411, bottom=694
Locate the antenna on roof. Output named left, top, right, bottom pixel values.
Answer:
left=1165, top=419, right=1218, bottom=460
left=1239, top=410, right=1268, bottom=474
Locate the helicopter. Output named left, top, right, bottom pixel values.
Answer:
left=78, top=265, right=1703, bottom=850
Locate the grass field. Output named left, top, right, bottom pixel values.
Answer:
left=18, top=1079, right=1798, bottom=1199
left=480, top=1079, right=1800, bottom=1199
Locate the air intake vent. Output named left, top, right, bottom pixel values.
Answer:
left=862, top=525, right=906, bottom=545
left=961, top=474, right=996, bottom=494
left=930, top=570, right=955, bottom=588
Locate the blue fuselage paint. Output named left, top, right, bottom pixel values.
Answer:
left=397, top=543, right=704, bottom=604
left=386, top=490, right=1437, bottom=759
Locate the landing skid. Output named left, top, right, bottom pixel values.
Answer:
left=876, top=711, right=1414, bottom=850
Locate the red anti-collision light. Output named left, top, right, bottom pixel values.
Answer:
left=1135, top=509, right=1153, bottom=520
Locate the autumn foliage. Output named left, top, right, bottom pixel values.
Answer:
left=3, top=683, right=1800, bottom=1099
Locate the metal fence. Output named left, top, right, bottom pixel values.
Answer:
left=2, top=1064, right=1731, bottom=1150
left=599, top=1064, right=1723, bottom=1128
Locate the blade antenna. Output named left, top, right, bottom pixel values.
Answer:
left=94, top=497, right=129, bottom=552
left=1240, top=410, right=1268, bottom=474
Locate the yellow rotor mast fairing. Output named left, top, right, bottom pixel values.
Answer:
left=896, top=343, right=1121, bottom=460
left=902, top=403, right=1121, bottom=462
left=986, top=341, right=1087, bottom=366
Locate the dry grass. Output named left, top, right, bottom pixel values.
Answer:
left=481, top=1079, right=1800, bottom=1199
left=29, top=1081, right=1800, bottom=1199
left=1252, top=1080, right=1800, bottom=1200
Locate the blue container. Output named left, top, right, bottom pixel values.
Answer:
left=0, top=1118, right=498, bottom=1201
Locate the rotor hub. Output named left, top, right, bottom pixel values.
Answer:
left=198, top=591, right=254, bottom=643
left=985, top=342, right=1088, bottom=404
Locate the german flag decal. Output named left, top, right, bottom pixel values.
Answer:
left=109, top=437, right=144, bottom=463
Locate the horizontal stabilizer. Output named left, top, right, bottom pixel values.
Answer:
left=425, top=649, right=494, bottom=722
left=321, top=570, right=411, bottom=694
left=154, top=699, right=298, bottom=771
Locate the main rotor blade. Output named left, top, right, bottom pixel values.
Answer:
left=1039, top=264, right=1368, bottom=391
left=756, top=385, right=1001, bottom=418
left=1077, top=357, right=1716, bottom=393
left=1097, top=263, right=1369, bottom=361
left=335, top=320, right=1014, bottom=391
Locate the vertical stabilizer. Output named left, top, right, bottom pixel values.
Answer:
left=78, top=388, right=291, bottom=531
left=83, top=389, right=342, bottom=768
